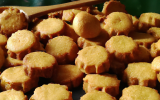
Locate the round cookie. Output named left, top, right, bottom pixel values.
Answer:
left=7, top=30, right=44, bottom=60
left=102, top=0, right=126, bottom=16
left=83, top=73, right=120, bottom=97
left=151, top=56, right=160, bottom=73
left=34, top=18, right=65, bottom=44
left=80, top=90, right=116, bottom=100
left=23, top=51, right=57, bottom=78
left=105, top=35, right=139, bottom=63
left=51, top=64, right=85, bottom=89
left=139, top=12, right=160, bottom=32
left=122, top=62, right=157, bottom=88
left=0, top=34, right=7, bottom=54
left=0, top=7, right=28, bottom=37
left=147, top=27, right=160, bottom=40
left=0, top=89, right=28, bottom=100
left=119, top=85, right=160, bottom=100
left=4, top=56, right=23, bottom=68
left=128, top=32, right=156, bottom=48
left=45, top=36, right=79, bottom=64
left=103, top=12, right=133, bottom=37
left=30, top=84, right=73, bottom=100
left=0, top=66, right=39, bottom=93
left=75, top=45, right=110, bottom=74
left=73, top=11, right=101, bottom=38
left=150, top=39, right=160, bottom=58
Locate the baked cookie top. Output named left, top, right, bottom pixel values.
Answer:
left=151, top=56, right=160, bottom=72
left=0, top=89, right=28, bottom=100
left=30, top=84, right=73, bottom=100
left=0, top=34, right=7, bottom=45
left=0, top=8, right=28, bottom=37
left=80, top=90, right=116, bottom=100
left=147, top=27, right=160, bottom=40
left=73, top=11, right=101, bottom=38
left=7, top=30, right=36, bottom=53
left=120, top=85, right=160, bottom=100
left=23, top=51, right=57, bottom=68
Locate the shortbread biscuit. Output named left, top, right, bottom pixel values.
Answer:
left=128, top=32, right=156, bottom=48
left=73, top=11, right=101, bottom=38
left=77, top=31, right=109, bottom=48
left=128, top=14, right=139, bottom=32
left=23, top=51, right=57, bottom=78
left=120, top=85, right=160, bottom=100
left=0, top=66, right=39, bottom=93
left=7, top=30, right=44, bottom=60
left=122, top=62, right=157, bottom=88
left=4, top=56, right=23, bottom=68
left=150, top=39, right=160, bottom=58
left=34, top=18, right=65, bottom=44
left=103, top=12, right=133, bottom=37
left=83, top=73, right=120, bottom=97
left=0, top=34, right=7, bottom=55
left=105, top=35, right=139, bottom=63
left=147, top=27, right=160, bottom=40
left=102, top=0, right=126, bottom=16
left=151, top=56, right=160, bottom=73
left=75, top=45, right=110, bottom=74
left=0, top=7, right=28, bottom=37
left=51, top=64, right=85, bottom=89
left=30, top=84, right=73, bottom=100
left=45, top=36, right=79, bottom=64
left=139, top=12, right=160, bottom=32
left=80, top=90, right=116, bottom=100
left=0, top=89, right=28, bottom=100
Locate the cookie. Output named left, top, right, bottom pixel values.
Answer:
left=7, top=30, right=44, bottom=60
left=23, top=51, right=57, bottom=78
left=83, top=73, right=120, bottom=97
left=51, top=64, right=85, bottom=89
left=147, top=27, right=160, bottom=40
left=73, top=11, right=101, bottom=38
left=120, top=85, right=160, bottom=100
left=103, top=12, right=133, bottom=37
left=30, top=84, right=73, bottom=100
left=151, top=56, right=160, bottom=73
left=105, top=35, right=139, bottom=63
left=150, top=39, right=160, bottom=58
left=75, top=45, right=110, bottom=74
left=139, top=12, right=160, bottom=32
left=80, top=90, right=116, bottom=100
left=4, top=56, right=23, bottom=68
left=0, top=89, right=28, bottom=100
left=34, top=18, right=65, bottom=44
left=45, top=36, right=79, bottom=64
left=102, top=0, right=126, bottom=16
left=0, top=7, right=28, bottom=37
left=122, top=62, right=157, bottom=88
left=0, top=66, right=39, bottom=93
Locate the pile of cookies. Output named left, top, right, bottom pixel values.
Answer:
left=0, top=0, right=160, bottom=100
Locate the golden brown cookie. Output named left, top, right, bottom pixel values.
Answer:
left=119, top=85, right=160, bottom=100
left=45, top=36, right=79, bottom=64
left=139, top=12, right=160, bottom=32
left=102, top=0, right=126, bottom=16
left=150, top=39, right=160, bottom=58
left=151, top=56, right=160, bottom=73
left=0, top=34, right=7, bottom=54
left=23, top=51, right=57, bottom=78
left=34, top=18, right=65, bottom=44
left=128, top=14, right=139, bottom=32
left=147, top=27, right=160, bottom=40
left=122, top=62, right=157, bottom=88
left=83, top=73, right=120, bottom=97
left=75, top=45, right=110, bottom=74
left=105, top=35, right=139, bottom=63
left=0, top=66, right=39, bottom=93
left=7, top=30, right=44, bottom=60
left=30, top=84, right=73, bottom=100
left=51, top=64, right=85, bottom=90
left=80, top=90, right=117, bottom=100
left=103, top=12, right=133, bottom=37
left=77, top=31, right=109, bottom=48
left=0, top=89, right=28, bottom=100
left=73, top=11, right=101, bottom=38
left=128, top=32, right=156, bottom=48
left=0, top=7, right=28, bottom=37
left=4, top=56, right=23, bottom=68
